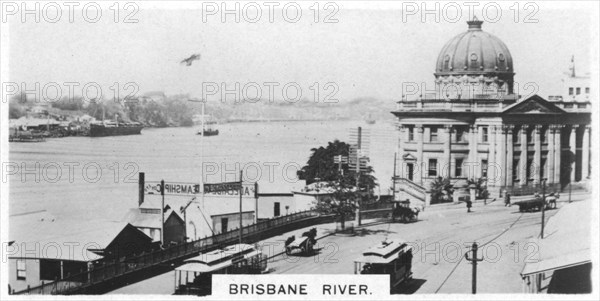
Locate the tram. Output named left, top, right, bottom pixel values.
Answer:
left=174, top=244, right=267, bottom=296
left=354, top=239, right=413, bottom=290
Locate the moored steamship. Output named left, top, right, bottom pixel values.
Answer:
left=89, top=121, right=144, bottom=137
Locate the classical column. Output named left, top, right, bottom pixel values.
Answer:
left=443, top=125, right=451, bottom=178
left=533, top=125, right=542, bottom=184
left=553, top=125, right=562, bottom=185
left=397, top=125, right=405, bottom=179
left=416, top=125, right=424, bottom=185
left=468, top=125, right=478, bottom=179
left=505, top=125, right=514, bottom=186
left=519, top=125, right=529, bottom=186
left=496, top=125, right=506, bottom=187
left=398, top=125, right=405, bottom=153
left=569, top=125, right=578, bottom=182
left=488, top=125, right=496, bottom=185
left=476, top=126, right=483, bottom=179
left=582, top=125, right=590, bottom=179
left=547, top=125, right=555, bottom=184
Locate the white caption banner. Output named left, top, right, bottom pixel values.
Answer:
left=213, top=274, right=389, bottom=300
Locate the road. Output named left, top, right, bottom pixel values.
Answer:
left=108, top=193, right=589, bottom=295
left=266, top=197, right=587, bottom=294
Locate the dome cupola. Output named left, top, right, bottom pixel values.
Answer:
left=434, top=18, right=515, bottom=97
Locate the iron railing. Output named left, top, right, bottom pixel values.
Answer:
left=11, top=210, right=319, bottom=295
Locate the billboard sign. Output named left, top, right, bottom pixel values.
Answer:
left=144, top=181, right=200, bottom=196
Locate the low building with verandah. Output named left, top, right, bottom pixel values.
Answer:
left=7, top=211, right=154, bottom=293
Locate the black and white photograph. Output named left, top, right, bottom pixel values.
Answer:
left=1, top=1, right=598, bottom=299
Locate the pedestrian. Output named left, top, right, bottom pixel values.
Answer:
left=466, top=199, right=472, bottom=213
left=547, top=192, right=557, bottom=209
left=504, top=192, right=511, bottom=207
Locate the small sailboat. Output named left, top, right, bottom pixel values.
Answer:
left=198, top=119, right=219, bottom=136
left=196, top=113, right=219, bottom=136
left=192, top=100, right=219, bottom=136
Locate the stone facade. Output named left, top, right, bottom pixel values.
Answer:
left=392, top=21, right=591, bottom=204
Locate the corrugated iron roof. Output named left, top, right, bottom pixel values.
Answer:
left=8, top=216, right=133, bottom=261
left=521, top=201, right=591, bottom=276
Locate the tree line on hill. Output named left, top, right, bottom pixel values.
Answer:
left=8, top=93, right=196, bottom=127
left=8, top=92, right=393, bottom=126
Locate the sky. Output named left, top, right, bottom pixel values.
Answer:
left=3, top=1, right=598, bottom=103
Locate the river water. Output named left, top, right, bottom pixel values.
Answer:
left=8, top=120, right=396, bottom=225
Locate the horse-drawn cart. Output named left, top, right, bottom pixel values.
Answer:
left=514, top=194, right=558, bottom=212
left=392, top=200, right=420, bottom=223
left=284, top=228, right=317, bottom=255
left=514, top=198, right=546, bottom=212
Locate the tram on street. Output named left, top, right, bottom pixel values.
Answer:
left=174, top=244, right=267, bottom=296
left=354, top=239, right=413, bottom=290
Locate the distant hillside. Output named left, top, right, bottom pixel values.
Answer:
left=8, top=92, right=396, bottom=126
left=206, top=96, right=395, bottom=123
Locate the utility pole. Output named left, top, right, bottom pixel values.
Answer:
left=200, top=101, right=205, bottom=210
left=138, top=172, right=145, bottom=206
left=181, top=206, right=187, bottom=241
left=355, top=126, right=362, bottom=226
left=541, top=178, right=547, bottom=238
left=160, top=179, right=165, bottom=246
left=254, top=182, right=259, bottom=223
left=392, top=152, right=397, bottom=201
left=334, top=155, right=347, bottom=175
left=465, top=242, right=483, bottom=294
left=239, top=170, right=243, bottom=244
left=188, top=99, right=206, bottom=210
left=391, top=153, right=397, bottom=223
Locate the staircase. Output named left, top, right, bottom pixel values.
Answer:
left=395, top=177, right=427, bottom=204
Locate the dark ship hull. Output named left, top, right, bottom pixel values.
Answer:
left=90, top=123, right=143, bottom=137
left=197, top=129, right=219, bottom=136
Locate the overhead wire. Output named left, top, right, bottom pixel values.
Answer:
left=434, top=212, right=525, bottom=293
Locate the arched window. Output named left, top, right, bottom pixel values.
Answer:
left=444, top=55, right=451, bottom=69
left=497, top=53, right=505, bottom=68
left=470, top=53, right=479, bottom=69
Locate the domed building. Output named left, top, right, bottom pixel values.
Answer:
left=392, top=20, right=591, bottom=205
left=434, top=19, right=515, bottom=99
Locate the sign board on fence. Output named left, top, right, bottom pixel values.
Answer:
left=144, top=181, right=256, bottom=198
left=204, top=181, right=242, bottom=193
left=204, top=183, right=256, bottom=198
left=144, top=182, right=200, bottom=196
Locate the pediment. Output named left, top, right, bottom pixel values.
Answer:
left=402, top=153, right=417, bottom=161
left=503, top=95, right=566, bottom=115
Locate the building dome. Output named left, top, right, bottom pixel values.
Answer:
left=435, top=19, right=514, bottom=77
left=433, top=19, right=515, bottom=97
